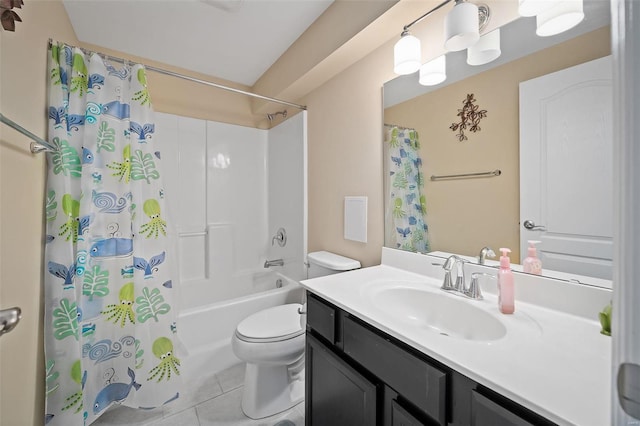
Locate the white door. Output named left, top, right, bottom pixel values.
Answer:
left=519, top=55, right=613, bottom=280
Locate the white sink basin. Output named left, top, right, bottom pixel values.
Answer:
left=368, top=283, right=507, bottom=342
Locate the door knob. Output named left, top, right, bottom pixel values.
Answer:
left=0, top=307, right=21, bottom=337
left=523, top=220, right=547, bottom=231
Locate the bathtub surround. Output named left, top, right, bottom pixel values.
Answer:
left=155, top=111, right=307, bottom=312
left=44, top=44, right=181, bottom=425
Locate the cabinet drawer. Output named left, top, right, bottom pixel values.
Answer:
left=307, top=293, right=337, bottom=344
left=471, top=391, right=536, bottom=426
left=343, top=315, right=447, bottom=425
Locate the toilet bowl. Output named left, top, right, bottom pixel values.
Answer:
left=232, top=303, right=306, bottom=419
left=232, top=251, right=361, bottom=419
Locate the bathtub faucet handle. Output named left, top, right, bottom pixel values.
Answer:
left=271, top=228, right=287, bottom=247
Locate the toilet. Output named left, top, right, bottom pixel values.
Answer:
left=232, top=251, right=361, bottom=419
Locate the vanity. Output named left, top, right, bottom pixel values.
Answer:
left=300, top=248, right=612, bottom=426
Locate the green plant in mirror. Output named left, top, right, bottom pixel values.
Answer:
left=599, top=301, right=612, bottom=336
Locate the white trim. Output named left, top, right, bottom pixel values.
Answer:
left=611, top=0, right=640, bottom=423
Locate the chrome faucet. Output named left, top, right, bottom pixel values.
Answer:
left=264, top=258, right=284, bottom=268
left=478, top=246, right=496, bottom=265
left=441, top=255, right=489, bottom=300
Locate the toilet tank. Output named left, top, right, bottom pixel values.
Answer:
left=306, top=251, right=361, bottom=279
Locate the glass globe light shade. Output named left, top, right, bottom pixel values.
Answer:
left=518, top=0, right=555, bottom=17
left=536, top=0, right=584, bottom=37
left=394, top=32, right=421, bottom=75
left=419, top=55, right=447, bottom=86
left=467, top=28, right=501, bottom=66
left=444, top=1, right=480, bottom=52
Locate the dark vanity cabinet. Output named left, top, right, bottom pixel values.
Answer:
left=305, top=293, right=556, bottom=426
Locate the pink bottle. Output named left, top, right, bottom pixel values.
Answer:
left=522, top=240, right=542, bottom=275
left=497, top=248, right=515, bottom=314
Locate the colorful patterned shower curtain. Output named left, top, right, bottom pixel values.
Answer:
left=384, top=126, right=430, bottom=253
left=44, top=42, right=181, bottom=425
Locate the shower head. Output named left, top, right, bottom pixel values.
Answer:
left=267, top=110, right=287, bottom=122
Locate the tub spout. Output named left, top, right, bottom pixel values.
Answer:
left=264, top=259, right=284, bottom=268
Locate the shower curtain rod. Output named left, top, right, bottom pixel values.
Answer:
left=0, top=113, right=56, bottom=153
left=384, top=123, right=415, bottom=131
left=47, top=39, right=307, bottom=111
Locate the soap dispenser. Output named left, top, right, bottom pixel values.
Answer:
left=523, top=240, right=542, bottom=275
left=497, top=248, right=515, bottom=314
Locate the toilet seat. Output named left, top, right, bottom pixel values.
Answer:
left=235, top=303, right=304, bottom=343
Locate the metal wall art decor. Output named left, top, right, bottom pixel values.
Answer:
left=450, top=93, right=487, bottom=141
left=1, top=0, right=24, bottom=31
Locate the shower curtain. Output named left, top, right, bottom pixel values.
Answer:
left=44, top=42, right=181, bottom=425
left=384, top=126, right=430, bottom=253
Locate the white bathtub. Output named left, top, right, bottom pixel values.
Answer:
left=178, top=272, right=305, bottom=385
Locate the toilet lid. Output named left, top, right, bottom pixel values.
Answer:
left=236, top=303, right=304, bottom=342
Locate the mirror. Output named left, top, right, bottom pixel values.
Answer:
left=383, top=1, right=612, bottom=288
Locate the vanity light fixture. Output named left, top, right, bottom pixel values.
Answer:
left=536, top=0, right=584, bottom=37
left=467, top=28, right=501, bottom=66
left=394, top=0, right=585, bottom=80
left=419, top=55, right=447, bottom=86
left=393, top=0, right=490, bottom=77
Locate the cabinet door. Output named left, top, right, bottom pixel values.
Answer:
left=391, top=400, right=430, bottom=426
left=306, top=333, right=378, bottom=426
left=471, top=391, right=536, bottom=426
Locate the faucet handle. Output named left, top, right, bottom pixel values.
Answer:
left=465, top=272, right=495, bottom=300
left=441, top=270, right=456, bottom=291
left=441, top=255, right=459, bottom=291
left=454, top=258, right=466, bottom=292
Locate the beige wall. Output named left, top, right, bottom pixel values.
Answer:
left=0, top=2, right=79, bottom=425
left=385, top=27, right=611, bottom=262
left=301, top=37, right=395, bottom=267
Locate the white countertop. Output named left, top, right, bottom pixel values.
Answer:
left=301, top=251, right=612, bottom=426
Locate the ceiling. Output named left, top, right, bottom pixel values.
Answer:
left=62, top=0, right=334, bottom=87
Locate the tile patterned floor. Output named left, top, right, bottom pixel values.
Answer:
left=92, top=363, right=305, bottom=426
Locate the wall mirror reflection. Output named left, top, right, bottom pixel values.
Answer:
left=383, top=0, right=612, bottom=288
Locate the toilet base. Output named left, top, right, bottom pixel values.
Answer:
left=241, top=362, right=305, bottom=419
